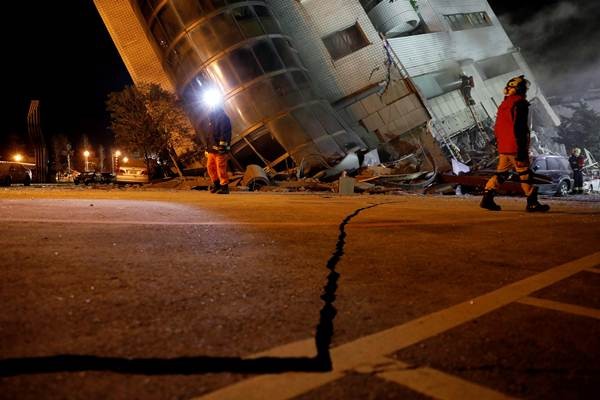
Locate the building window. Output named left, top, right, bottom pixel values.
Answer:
left=444, top=12, right=492, bottom=31
left=232, top=6, right=264, bottom=38
left=322, top=23, right=370, bottom=61
left=475, top=53, right=519, bottom=80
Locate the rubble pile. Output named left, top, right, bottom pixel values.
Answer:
left=218, top=146, right=438, bottom=195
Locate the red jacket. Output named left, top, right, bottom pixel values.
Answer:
left=494, top=95, right=530, bottom=160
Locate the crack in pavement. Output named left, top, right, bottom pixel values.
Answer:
left=314, top=203, right=385, bottom=369
left=0, top=201, right=390, bottom=377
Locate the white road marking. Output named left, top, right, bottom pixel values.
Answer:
left=249, top=339, right=315, bottom=359
left=193, top=252, right=600, bottom=400
left=517, top=296, right=600, bottom=320
left=376, top=357, right=517, bottom=400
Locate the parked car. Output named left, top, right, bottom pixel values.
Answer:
left=100, top=172, right=116, bottom=184
left=116, top=165, right=149, bottom=184
left=530, top=154, right=573, bottom=196
left=74, top=171, right=103, bottom=185
left=583, top=168, right=600, bottom=193
left=0, top=162, right=33, bottom=186
left=445, top=154, right=574, bottom=197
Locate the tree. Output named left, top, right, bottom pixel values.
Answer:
left=143, top=83, right=197, bottom=178
left=51, top=134, right=70, bottom=173
left=106, top=83, right=196, bottom=178
left=98, top=144, right=105, bottom=172
left=555, top=100, right=600, bottom=158
left=107, top=85, right=162, bottom=174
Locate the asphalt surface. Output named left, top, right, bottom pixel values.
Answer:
left=0, top=186, right=599, bottom=399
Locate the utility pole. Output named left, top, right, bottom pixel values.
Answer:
left=27, top=100, right=48, bottom=183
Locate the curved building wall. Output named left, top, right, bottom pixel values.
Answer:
left=136, top=0, right=365, bottom=172
left=361, top=0, right=421, bottom=37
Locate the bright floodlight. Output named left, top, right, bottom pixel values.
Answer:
left=83, top=150, right=90, bottom=157
left=123, top=157, right=129, bottom=163
left=115, top=150, right=121, bottom=157
left=202, top=87, right=223, bottom=109
left=13, top=154, right=23, bottom=162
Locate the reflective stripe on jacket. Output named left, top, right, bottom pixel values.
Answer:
left=203, top=109, right=232, bottom=154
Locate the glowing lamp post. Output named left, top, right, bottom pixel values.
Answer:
left=13, top=154, right=23, bottom=162
left=83, top=150, right=90, bottom=172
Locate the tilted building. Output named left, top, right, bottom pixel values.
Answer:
left=382, top=0, right=561, bottom=157
left=94, top=0, right=560, bottom=174
left=95, top=0, right=367, bottom=174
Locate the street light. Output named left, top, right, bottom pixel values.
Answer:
left=83, top=150, right=90, bottom=172
left=13, top=154, right=23, bottom=162
left=122, top=156, right=129, bottom=163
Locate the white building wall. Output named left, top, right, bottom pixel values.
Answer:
left=451, top=26, right=513, bottom=61
left=388, top=0, right=560, bottom=141
left=269, top=0, right=388, bottom=102
left=388, top=32, right=456, bottom=76
left=269, top=0, right=432, bottom=150
left=425, top=0, right=496, bottom=20
left=270, top=0, right=559, bottom=159
left=93, top=0, right=174, bottom=92
left=367, top=0, right=421, bottom=37
left=388, top=26, right=513, bottom=77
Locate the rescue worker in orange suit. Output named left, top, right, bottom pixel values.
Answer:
left=203, top=106, right=232, bottom=194
left=480, top=75, right=550, bottom=212
left=568, top=147, right=585, bottom=194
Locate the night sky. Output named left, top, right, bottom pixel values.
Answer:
left=1, top=1, right=131, bottom=160
left=2, top=0, right=598, bottom=160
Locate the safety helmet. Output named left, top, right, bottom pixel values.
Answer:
left=503, top=75, right=530, bottom=96
left=572, top=147, right=581, bottom=156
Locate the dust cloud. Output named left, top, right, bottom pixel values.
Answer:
left=498, top=1, right=600, bottom=97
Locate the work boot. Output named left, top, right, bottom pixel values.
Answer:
left=480, top=190, right=501, bottom=211
left=210, top=181, right=221, bottom=193
left=526, top=188, right=550, bottom=212
left=216, top=183, right=229, bottom=194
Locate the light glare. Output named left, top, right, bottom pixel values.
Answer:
left=202, top=88, right=223, bottom=109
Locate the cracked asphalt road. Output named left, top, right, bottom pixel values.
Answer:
left=0, top=187, right=599, bottom=399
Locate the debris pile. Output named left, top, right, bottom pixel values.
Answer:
left=196, top=144, right=441, bottom=195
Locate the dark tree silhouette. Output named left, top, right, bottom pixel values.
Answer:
left=555, top=100, right=600, bottom=158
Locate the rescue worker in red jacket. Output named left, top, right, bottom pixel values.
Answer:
left=202, top=106, right=232, bottom=194
left=480, top=75, right=550, bottom=212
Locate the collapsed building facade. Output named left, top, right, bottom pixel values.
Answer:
left=382, top=0, right=562, bottom=163
left=94, top=0, right=560, bottom=175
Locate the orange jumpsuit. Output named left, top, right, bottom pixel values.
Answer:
left=484, top=94, right=534, bottom=196
left=203, top=108, right=232, bottom=186
left=206, top=152, right=229, bottom=186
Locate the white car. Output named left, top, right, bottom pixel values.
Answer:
left=583, top=169, right=600, bottom=193
left=116, top=166, right=149, bottom=184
